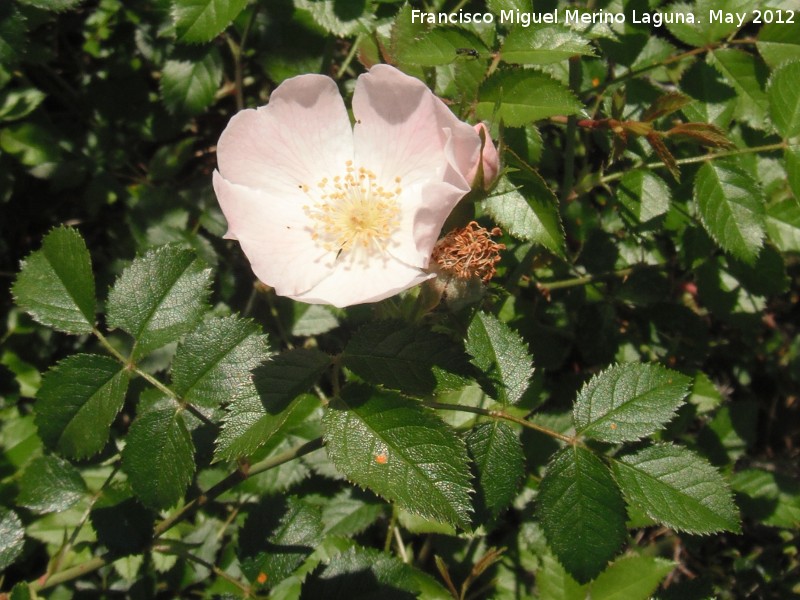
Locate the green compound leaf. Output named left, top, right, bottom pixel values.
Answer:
left=573, top=363, right=691, bottom=443
left=590, top=555, right=674, bottom=600
left=694, top=161, right=766, bottom=263
left=214, top=348, right=328, bottom=461
left=343, top=321, right=472, bottom=397
left=465, top=421, right=525, bottom=521
left=323, top=385, right=473, bottom=530
left=710, top=48, right=769, bottom=130
left=172, top=0, right=248, bottom=44
left=501, top=24, right=595, bottom=65
left=161, top=47, right=223, bottom=116
left=757, top=20, right=800, bottom=69
left=476, top=69, right=582, bottom=126
left=611, top=443, right=741, bottom=534
left=12, top=226, right=95, bottom=334
left=480, top=174, right=566, bottom=257
left=766, top=197, right=800, bottom=253
left=122, top=406, right=195, bottom=510
left=171, top=315, right=270, bottom=409
left=616, top=169, right=671, bottom=223
left=398, top=28, right=487, bottom=66
left=294, top=0, right=374, bottom=37
left=16, top=455, right=87, bottom=515
left=0, top=508, right=25, bottom=571
left=767, top=60, right=800, bottom=139
left=466, top=311, right=533, bottom=405
left=36, top=354, right=130, bottom=459
left=537, top=446, right=627, bottom=584
left=106, top=244, right=211, bottom=359
left=666, top=0, right=752, bottom=47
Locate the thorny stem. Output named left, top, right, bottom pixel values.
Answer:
left=425, top=402, right=576, bottom=445
left=28, top=437, right=325, bottom=592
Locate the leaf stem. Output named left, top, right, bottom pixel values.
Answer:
left=28, top=438, right=325, bottom=592
left=598, top=141, right=789, bottom=186
left=154, top=437, right=324, bottom=538
left=535, top=263, right=669, bottom=292
left=92, top=328, right=215, bottom=428
left=426, top=402, right=576, bottom=445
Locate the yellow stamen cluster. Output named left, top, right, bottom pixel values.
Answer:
left=302, top=161, right=402, bottom=259
left=432, top=221, right=505, bottom=282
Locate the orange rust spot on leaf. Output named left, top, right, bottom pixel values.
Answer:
left=375, top=453, right=388, bottom=464
left=257, top=572, right=268, bottom=584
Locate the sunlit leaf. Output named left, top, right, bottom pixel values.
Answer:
left=36, top=354, right=130, bottom=459
left=710, top=48, right=769, bottom=130
left=161, top=47, right=223, bottom=115
left=106, top=244, right=211, bottom=358
left=172, top=0, right=249, bottom=43
left=398, top=27, right=487, bottom=66
left=757, top=20, right=800, bottom=68
left=501, top=25, right=595, bottom=65
left=466, top=311, right=533, bottom=405
left=0, top=508, right=24, bottom=571
left=767, top=60, right=800, bottom=139
left=480, top=173, right=566, bottom=256
left=214, top=348, right=328, bottom=461
left=122, top=406, right=195, bottom=510
left=616, top=169, right=671, bottom=223
left=476, top=69, right=582, bottom=126
left=171, top=315, right=270, bottom=408
left=574, top=363, right=691, bottom=443
left=538, top=446, right=627, bottom=583
left=323, top=385, right=473, bottom=529
left=611, top=443, right=741, bottom=534
left=466, top=421, right=525, bottom=520
left=12, top=226, right=95, bottom=334
left=590, top=555, right=674, bottom=600
left=694, top=161, right=766, bottom=263
left=16, top=455, right=87, bottom=515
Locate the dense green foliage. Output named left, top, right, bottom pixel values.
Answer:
left=1, top=0, right=799, bottom=598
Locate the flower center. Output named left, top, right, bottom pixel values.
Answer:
left=302, top=161, right=402, bottom=259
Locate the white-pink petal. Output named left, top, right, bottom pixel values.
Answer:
left=213, top=172, right=333, bottom=297
left=216, top=74, right=354, bottom=192
left=291, top=254, right=433, bottom=308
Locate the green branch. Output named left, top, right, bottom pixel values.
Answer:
left=426, top=402, right=577, bottom=445
left=28, top=437, right=325, bottom=592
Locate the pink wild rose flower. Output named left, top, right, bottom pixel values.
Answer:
left=212, top=64, right=483, bottom=307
